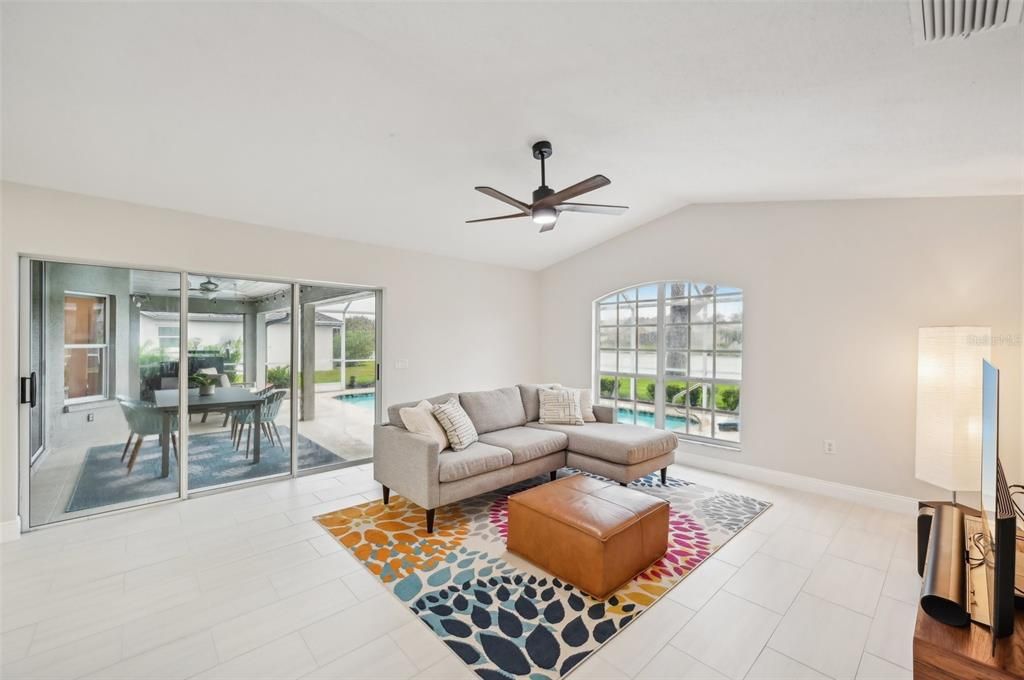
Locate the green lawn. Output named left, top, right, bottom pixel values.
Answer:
left=313, top=360, right=375, bottom=386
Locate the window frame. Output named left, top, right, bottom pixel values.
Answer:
left=157, top=324, right=180, bottom=355
left=594, top=281, right=742, bottom=448
left=62, top=291, right=111, bottom=405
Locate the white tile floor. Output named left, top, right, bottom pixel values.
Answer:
left=0, top=462, right=918, bottom=680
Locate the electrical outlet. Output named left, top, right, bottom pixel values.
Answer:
left=86, top=413, right=95, bottom=422
left=823, top=439, right=836, bottom=454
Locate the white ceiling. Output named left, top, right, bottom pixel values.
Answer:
left=3, top=2, right=1022, bottom=270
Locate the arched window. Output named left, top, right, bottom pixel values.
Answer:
left=594, top=282, right=742, bottom=446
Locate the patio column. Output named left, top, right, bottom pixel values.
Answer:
left=242, top=311, right=258, bottom=385
left=128, top=301, right=141, bottom=399
left=254, top=312, right=268, bottom=387
left=301, top=302, right=316, bottom=420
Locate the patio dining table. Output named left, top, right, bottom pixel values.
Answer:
left=153, top=387, right=265, bottom=478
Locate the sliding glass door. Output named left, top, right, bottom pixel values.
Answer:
left=19, top=256, right=382, bottom=528
left=181, top=274, right=294, bottom=492
left=297, top=285, right=380, bottom=471
left=22, top=261, right=182, bottom=526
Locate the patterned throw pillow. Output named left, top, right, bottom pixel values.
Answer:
left=432, top=398, right=479, bottom=451
left=538, top=387, right=584, bottom=426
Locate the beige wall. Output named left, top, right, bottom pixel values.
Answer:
left=0, top=182, right=542, bottom=525
left=3, top=184, right=1022, bottom=528
left=539, top=197, right=1024, bottom=499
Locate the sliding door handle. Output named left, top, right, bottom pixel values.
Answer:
left=20, top=372, right=37, bottom=407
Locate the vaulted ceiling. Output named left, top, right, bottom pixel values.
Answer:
left=3, top=2, right=1022, bottom=269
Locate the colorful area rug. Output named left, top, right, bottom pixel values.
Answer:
left=315, top=470, right=769, bottom=679
left=66, top=427, right=344, bottom=511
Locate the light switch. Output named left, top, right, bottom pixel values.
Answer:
left=394, top=359, right=409, bottom=370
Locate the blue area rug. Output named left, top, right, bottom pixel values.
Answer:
left=66, top=426, right=344, bottom=512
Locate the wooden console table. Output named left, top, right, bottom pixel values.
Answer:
left=912, top=532, right=1023, bottom=679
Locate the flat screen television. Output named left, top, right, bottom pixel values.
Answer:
left=979, top=359, right=1016, bottom=642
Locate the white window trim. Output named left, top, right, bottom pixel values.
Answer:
left=63, top=291, right=111, bottom=405
left=593, top=282, right=742, bottom=449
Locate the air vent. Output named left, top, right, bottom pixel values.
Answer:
left=909, top=0, right=1024, bottom=43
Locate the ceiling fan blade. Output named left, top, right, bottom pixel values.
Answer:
left=557, top=202, right=629, bottom=215
left=466, top=212, right=529, bottom=224
left=538, top=221, right=557, bottom=233
left=535, top=175, right=610, bottom=208
left=475, top=186, right=530, bottom=213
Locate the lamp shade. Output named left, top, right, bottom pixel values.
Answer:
left=915, top=326, right=991, bottom=492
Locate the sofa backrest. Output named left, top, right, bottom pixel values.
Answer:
left=459, top=386, right=527, bottom=434
left=517, top=383, right=562, bottom=422
left=387, top=393, right=457, bottom=429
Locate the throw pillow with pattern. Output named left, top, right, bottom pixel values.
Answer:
left=432, top=398, right=479, bottom=451
left=538, top=387, right=584, bottom=426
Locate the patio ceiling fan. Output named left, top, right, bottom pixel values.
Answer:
left=467, top=140, right=628, bottom=233
left=169, top=276, right=220, bottom=298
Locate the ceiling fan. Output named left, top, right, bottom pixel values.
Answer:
left=169, top=276, right=220, bottom=297
left=467, top=140, right=628, bottom=233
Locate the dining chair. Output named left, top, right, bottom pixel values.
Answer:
left=234, top=389, right=286, bottom=458
left=117, top=397, right=179, bottom=475
left=200, top=373, right=234, bottom=425
left=231, top=386, right=275, bottom=451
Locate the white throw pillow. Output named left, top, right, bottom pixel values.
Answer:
left=569, top=388, right=597, bottom=422
left=432, top=398, right=479, bottom=451
left=399, top=400, right=450, bottom=451
left=538, top=387, right=584, bottom=426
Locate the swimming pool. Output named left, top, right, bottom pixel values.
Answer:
left=618, top=408, right=737, bottom=433
left=620, top=408, right=687, bottom=430
left=335, top=393, right=376, bottom=410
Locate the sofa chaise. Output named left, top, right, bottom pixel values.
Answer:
left=373, top=384, right=678, bottom=532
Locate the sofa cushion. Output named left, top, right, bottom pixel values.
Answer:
left=439, top=442, right=513, bottom=483
left=525, top=422, right=677, bottom=465
left=387, top=393, right=456, bottom=429
left=478, top=427, right=569, bottom=465
left=459, top=386, right=527, bottom=435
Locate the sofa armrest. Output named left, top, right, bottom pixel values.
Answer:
left=372, top=424, right=441, bottom=509
left=593, top=404, right=616, bottom=424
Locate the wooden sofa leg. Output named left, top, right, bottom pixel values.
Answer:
left=425, top=508, right=435, bottom=534
left=549, top=470, right=557, bottom=482
left=382, top=485, right=390, bottom=504
left=660, top=467, right=668, bottom=485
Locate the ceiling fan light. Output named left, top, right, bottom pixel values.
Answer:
left=531, top=206, right=557, bottom=226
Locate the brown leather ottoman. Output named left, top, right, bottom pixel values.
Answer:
left=506, top=474, right=669, bottom=599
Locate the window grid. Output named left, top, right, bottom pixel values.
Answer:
left=595, top=282, right=741, bottom=446
left=63, top=292, right=110, bottom=404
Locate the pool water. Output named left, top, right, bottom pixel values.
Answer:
left=620, top=408, right=688, bottom=430
left=618, top=408, right=737, bottom=433
left=335, top=393, right=376, bottom=410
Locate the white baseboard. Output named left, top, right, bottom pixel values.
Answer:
left=1, top=516, right=22, bottom=542
left=677, top=453, right=918, bottom=515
